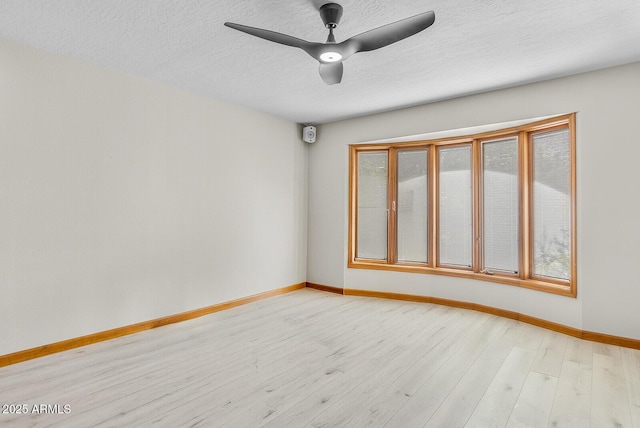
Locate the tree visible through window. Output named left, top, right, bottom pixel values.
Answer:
left=532, top=129, right=572, bottom=281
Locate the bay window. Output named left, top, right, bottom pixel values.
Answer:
left=348, top=114, right=576, bottom=296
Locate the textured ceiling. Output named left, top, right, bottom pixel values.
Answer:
left=1, top=1, right=640, bottom=124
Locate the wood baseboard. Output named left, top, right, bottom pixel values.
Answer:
left=0, top=282, right=305, bottom=368
left=4, top=282, right=637, bottom=369
left=306, top=282, right=345, bottom=294
left=340, top=287, right=640, bottom=350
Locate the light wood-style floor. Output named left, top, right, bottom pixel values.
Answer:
left=1, top=288, right=639, bottom=427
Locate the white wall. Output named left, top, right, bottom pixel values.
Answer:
left=0, top=39, right=308, bottom=356
left=307, top=61, right=640, bottom=340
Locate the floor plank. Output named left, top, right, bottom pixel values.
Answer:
left=591, top=352, right=633, bottom=428
left=506, top=371, right=558, bottom=428
left=564, top=336, right=594, bottom=366
left=548, top=360, right=592, bottom=428
left=623, top=348, right=640, bottom=428
left=464, top=346, right=537, bottom=428
left=531, top=331, right=568, bottom=377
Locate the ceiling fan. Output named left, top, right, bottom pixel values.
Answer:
left=224, top=3, right=435, bottom=85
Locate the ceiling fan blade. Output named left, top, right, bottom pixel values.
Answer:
left=319, top=62, right=343, bottom=85
left=346, top=11, right=435, bottom=53
left=224, top=22, right=319, bottom=55
left=225, top=8, right=435, bottom=85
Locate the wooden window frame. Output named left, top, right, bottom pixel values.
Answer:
left=436, top=142, right=474, bottom=271
left=348, top=114, right=577, bottom=297
left=478, top=135, right=521, bottom=278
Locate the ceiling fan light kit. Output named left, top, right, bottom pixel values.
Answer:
left=224, top=3, right=435, bottom=85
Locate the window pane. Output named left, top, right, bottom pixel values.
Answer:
left=357, top=152, right=388, bottom=260
left=439, top=145, right=472, bottom=267
left=483, top=138, right=519, bottom=273
left=532, top=129, right=571, bottom=280
left=397, top=150, right=428, bottom=263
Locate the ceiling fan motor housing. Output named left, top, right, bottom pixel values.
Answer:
left=320, top=3, right=343, bottom=28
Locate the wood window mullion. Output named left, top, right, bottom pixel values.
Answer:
left=472, top=140, right=482, bottom=273
left=388, top=148, right=398, bottom=264
left=520, top=130, right=531, bottom=280
left=569, top=116, right=577, bottom=296
left=348, top=146, right=357, bottom=265
left=429, top=145, right=438, bottom=268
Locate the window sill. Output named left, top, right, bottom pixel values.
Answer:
left=347, top=260, right=576, bottom=298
